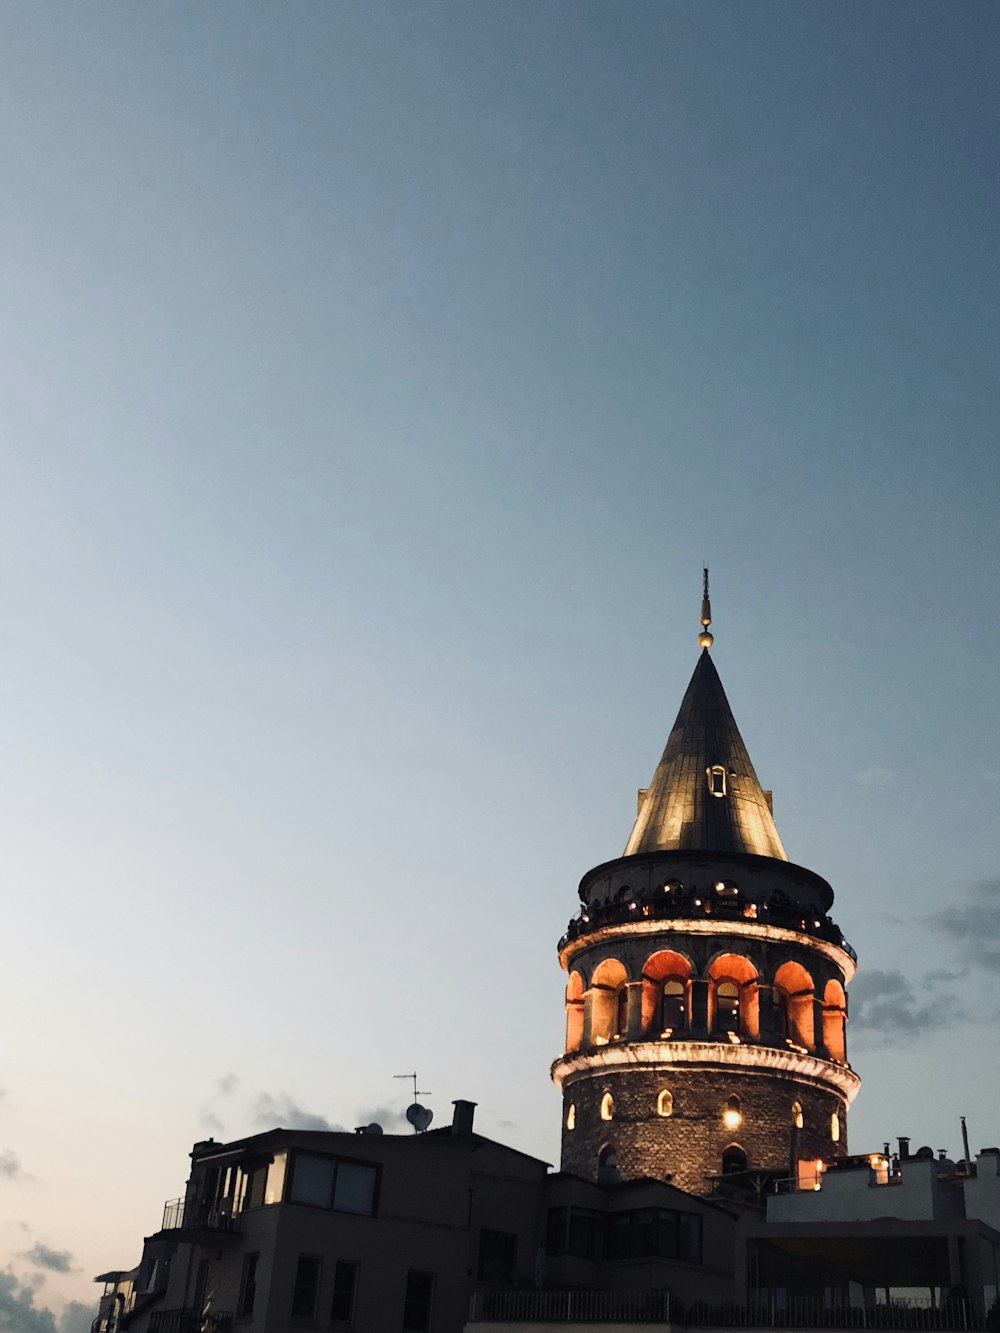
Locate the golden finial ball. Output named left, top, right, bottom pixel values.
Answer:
left=698, top=630, right=714, bottom=649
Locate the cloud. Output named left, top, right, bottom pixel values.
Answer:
left=252, top=1093, right=343, bottom=1133
left=930, top=879, right=1000, bottom=973
left=57, top=1303, right=93, bottom=1333
left=848, top=968, right=964, bottom=1041
left=22, top=1244, right=74, bottom=1274
left=197, top=1073, right=242, bottom=1135
left=215, top=1073, right=239, bottom=1096
left=0, top=1270, right=58, bottom=1332
left=0, top=1151, right=22, bottom=1180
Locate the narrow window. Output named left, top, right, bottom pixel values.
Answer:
left=831, top=1111, right=841, bottom=1143
left=600, top=1092, right=614, bottom=1122
left=722, top=1145, right=747, bottom=1174
left=291, top=1255, right=321, bottom=1319
left=565, top=1103, right=576, bottom=1131
left=402, top=1271, right=434, bottom=1332
left=330, top=1260, right=358, bottom=1323
left=662, top=979, right=686, bottom=1032
left=722, top=1096, right=742, bottom=1130
left=598, top=1145, right=619, bottom=1183
left=792, top=1101, right=803, bottom=1130
left=615, top=986, right=629, bottom=1037
left=716, top=981, right=740, bottom=1034
left=656, top=1089, right=673, bottom=1118
left=238, top=1252, right=259, bottom=1318
left=707, top=765, right=727, bottom=797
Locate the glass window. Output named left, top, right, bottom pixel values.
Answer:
left=565, top=1103, right=576, bottom=1131
left=265, top=1152, right=286, bottom=1205
left=290, top=1155, right=336, bottom=1208
left=662, top=980, right=686, bottom=1031
left=722, top=1145, right=747, bottom=1175
left=288, top=1153, right=377, bottom=1217
left=707, top=765, right=727, bottom=797
left=334, top=1162, right=377, bottom=1217
left=237, top=1253, right=259, bottom=1318
left=545, top=1208, right=568, bottom=1256
left=402, top=1271, right=434, bottom=1332
left=716, top=982, right=740, bottom=1033
left=606, top=1213, right=631, bottom=1261
left=657, top=1089, right=673, bottom=1118
left=656, top=1210, right=678, bottom=1259
left=330, top=1260, right=357, bottom=1323
left=678, top=1212, right=703, bottom=1263
left=477, top=1230, right=517, bottom=1284
left=291, top=1255, right=321, bottom=1320
left=792, top=1101, right=803, bottom=1130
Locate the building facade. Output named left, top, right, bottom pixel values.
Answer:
left=552, top=586, right=860, bottom=1193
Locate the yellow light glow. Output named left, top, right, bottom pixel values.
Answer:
left=723, top=1109, right=742, bottom=1131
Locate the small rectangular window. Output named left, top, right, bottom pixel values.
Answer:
left=237, top=1252, right=259, bottom=1318
left=330, top=1260, right=358, bottom=1323
left=291, top=1255, right=321, bottom=1319
left=402, top=1271, right=434, bottom=1332
left=477, top=1230, right=517, bottom=1284
left=544, top=1207, right=568, bottom=1256
left=707, top=765, right=727, bottom=797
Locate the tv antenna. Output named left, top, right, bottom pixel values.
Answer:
left=394, top=1072, right=431, bottom=1101
left=395, top=1072, right=434, bottom=1134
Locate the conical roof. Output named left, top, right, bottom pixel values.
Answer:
left=624, top=649, right=787, bottom=860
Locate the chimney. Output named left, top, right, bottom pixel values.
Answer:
left=452, top=1100, right=477, bottom=1136
left=897, top=1136, right=910, bottom=1162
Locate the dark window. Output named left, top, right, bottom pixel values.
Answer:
left=716, top=981, right=740, bottom=1033
left=567, top=1208, right=603, bottom=1260
left=606, top=1212, right=631, bottom=1261
left=477, top=1230, right=517, bottom=1285
left=601, top=1209, right=703, bottom=1265
left=238, top=1252, right=259, bottom=1318
left=291, top=1255, right=321, bottom=1319
left=288, top=1153, right=378, bottom=1217
left=722, top=1145, right=748, bottom=1175
left=402, top=1271, right=434, bottom=1332
left=545, top=1208, right=568, bottom=1255
left=616, top=986, right=628, bottom=1036
left=662, top=980, right=686, bottom=1031
left=678, top=1212, right=703, bottom=1263
left=330, top=1261, right=358, bottom=1323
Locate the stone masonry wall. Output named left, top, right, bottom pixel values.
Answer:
left=560, top=1066, right=846, bottom=1196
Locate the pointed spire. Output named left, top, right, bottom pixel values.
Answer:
left=624, top=584, right=787, bottom=860
left=698, top=567, right=714, bottom=650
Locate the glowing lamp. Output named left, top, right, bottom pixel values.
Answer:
left=723, top=1109, right=742, bottom=1131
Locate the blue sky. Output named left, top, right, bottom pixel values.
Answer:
left=1, top=1, right=998, bottom=1321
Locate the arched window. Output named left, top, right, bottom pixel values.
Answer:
left=831, top=1111, right=841, bottom=1143
left=707, top=765, right=727, bottom=797
left=722, top=1145, right=747, bottom=1175
left=656, top=1089, right=673, bottom=1118
left=662, top=979, right=686, bottom=1032
left=791, top=1101, right=803, bottom=1130
left=716, top=981, right=740, bottom=1034
left=565, top=1103, right=576, bottom=1131
left=722, top=1096, right=742, bottom=1131
left=600, top=1092, right=614, bottom=1122
left=615, top=987, right=629, bottom=1038
left=598, top=1144, right=619, bottom=1183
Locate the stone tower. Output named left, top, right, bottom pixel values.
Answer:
left=552, top=580, right=859, bottom=1195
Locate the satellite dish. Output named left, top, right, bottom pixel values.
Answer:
left=365, top=1122, right=383, bottom=1136
left=406, top=1103, right=433, bottom=1133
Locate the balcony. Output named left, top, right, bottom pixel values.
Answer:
left=160, top=1198, right=239, bottom=1235
left=468, top=1292, right=988, bottom=1329
left=148, top=1312, right=232, bottom=1333
left=560, top=892, right=857, bottom=962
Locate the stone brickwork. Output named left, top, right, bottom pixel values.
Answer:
left=560, top=1065, right=846, bottom=1195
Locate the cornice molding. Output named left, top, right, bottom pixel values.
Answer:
left=559, top=915, right=856, bottom=983
left=551, top=1040, right=862, bottom=1102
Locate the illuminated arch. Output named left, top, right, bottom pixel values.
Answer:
left=822, top=978, right=847, bottom=1064
left=791, top=1100, right=803, bottom=1130
left=708, top=954, right=759, bottom=1039
left=641, top=949, right=692, bottom=1034
left=774, top=960, right=816, bottom=1050
left=656, top=1089, right=673, bottom=1118
left=565, top=971, right=585, bottom=1053
left=587, top=958, right=628, bottom=1046
left=600, top=1092, right=614, bottom=1122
